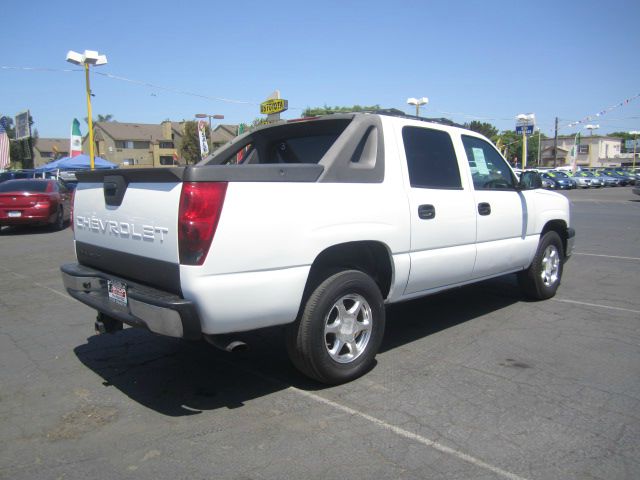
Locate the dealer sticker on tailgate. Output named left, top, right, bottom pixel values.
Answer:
left=107, top=280, right=128, bottom=306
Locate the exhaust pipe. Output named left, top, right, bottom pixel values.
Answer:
left=205, top=334, right=248, bottom=353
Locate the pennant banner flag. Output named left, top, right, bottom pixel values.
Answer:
left=198, top=120, right=209, bottom=158
left=567, top=93, right=640, bottom=128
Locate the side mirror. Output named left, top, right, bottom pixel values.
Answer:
left=518, top=171, right=542, bottom=190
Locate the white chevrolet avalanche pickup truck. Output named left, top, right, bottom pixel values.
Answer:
left=61, top=112, right=575, bottom=384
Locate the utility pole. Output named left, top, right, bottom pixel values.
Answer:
left=553, top=117, right=559, bottom=168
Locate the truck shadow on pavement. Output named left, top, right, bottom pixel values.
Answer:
left=74, top=275, right=522, bottom=417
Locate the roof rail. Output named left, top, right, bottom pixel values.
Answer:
left=356, top=109, right=466, bottom=129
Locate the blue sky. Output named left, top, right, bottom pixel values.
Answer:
left=2, top=0, right=639, bottom=138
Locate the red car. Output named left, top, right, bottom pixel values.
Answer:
left=0, top=179, right=72, bottom=231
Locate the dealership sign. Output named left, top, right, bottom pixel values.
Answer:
left=260, top=99, right=288, bottom=115
left=515, top=113, right=535, bottom=136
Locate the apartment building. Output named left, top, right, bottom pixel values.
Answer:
left=81, top=121, right=241, bottom=167
left=83, top=121, right=183, bottom=168
left=33, top=138, right=69, bottom=168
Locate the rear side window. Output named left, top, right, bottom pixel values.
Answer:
left=0, top=180, right=49, bottom=192
left=402, top=127, right=462, bottom=189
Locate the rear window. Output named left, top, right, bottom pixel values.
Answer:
left=210, top=119, right=351, bottom=165
left=0, top=180, right=50, bottom=193
left=0, top=172, right=29, bottom=182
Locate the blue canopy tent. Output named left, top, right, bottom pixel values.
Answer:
left=36, top=154, right=117, bottom=172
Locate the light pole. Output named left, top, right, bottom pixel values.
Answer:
left=584, top=124, right=599, bottom=136
left=629, top=131, right=640, bottom=170
left=407, top=97, right=429, bottom=117
left=537, top=127, right=542, bottom=166
left=195, top=113, right=224, bottom=151
left=66, top=50, right=107, bottom=170
left=584, top=124, right=599, bottom=167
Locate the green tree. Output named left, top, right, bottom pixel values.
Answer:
left=302, top=104, right=381, bottom=117
left=180, top=121, right=210, bottom=165
left=496, top=130, right=546, bottom=167
left=464, top=121, right=498, bottom=139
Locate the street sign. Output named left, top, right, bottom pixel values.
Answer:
left=260, top=99, right=288, bottom=115
left=515, top=125, right=534, bottom=135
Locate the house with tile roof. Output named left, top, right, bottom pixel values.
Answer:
left=211, top=124, right=239, bottom=150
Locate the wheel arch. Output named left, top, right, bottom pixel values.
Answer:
left=541, top=219, right=568, bottom=255
left=303, top=240, right=393, bottom=304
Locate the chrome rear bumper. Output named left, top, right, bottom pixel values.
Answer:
left=60, top=263, right=201, bottom=340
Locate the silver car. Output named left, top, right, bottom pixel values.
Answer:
left=570, top=171, right=603, bottom=188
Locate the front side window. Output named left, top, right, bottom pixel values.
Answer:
left=402, top=127, right=461, bottom=189
left=462, top=135, right=515, bottom=190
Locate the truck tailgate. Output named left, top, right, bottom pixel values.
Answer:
left=73, top=181, right=182, bottom=263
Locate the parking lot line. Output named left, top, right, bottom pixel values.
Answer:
left=0, top=266, right=73, bottom=302
left=553, top=298, right=640, bottom=314
left=228, top=360, right=530, bottom=480
left=291, top=387, right=530, bottom=480
left=574, top=252, right=640, bottom=261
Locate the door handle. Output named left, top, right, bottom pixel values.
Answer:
left=478, top=202, right=491, bottom=216
left=418, top=204, right=436, bottom=220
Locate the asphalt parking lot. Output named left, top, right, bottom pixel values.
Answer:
left=1, top=187, right=639, bottom=480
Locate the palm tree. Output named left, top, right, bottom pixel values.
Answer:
left=84, top=114, right=115, bottom=124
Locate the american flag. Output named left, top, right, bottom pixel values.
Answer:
left=0, top=116, right=10, bottom=169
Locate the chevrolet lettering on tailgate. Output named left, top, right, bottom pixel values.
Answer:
left=75, top=215, right=169, bottom=242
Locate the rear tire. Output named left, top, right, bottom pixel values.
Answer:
left=286, top=270, right=385, bottom=384
left=518, top=231, right=564, bottom=300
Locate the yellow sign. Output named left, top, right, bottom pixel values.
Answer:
left=260, top=99, right=288, bottom=115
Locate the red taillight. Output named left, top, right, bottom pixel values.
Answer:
left=178, top=182, right=228, bottom=265
left=33, top=196, right=51, bottom=208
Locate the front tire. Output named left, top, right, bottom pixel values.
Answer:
left=52, top=207, right=65, bottom=231
left=286, top=270, right=385, bottom=384
left=518, top=231, right=564, bottom=300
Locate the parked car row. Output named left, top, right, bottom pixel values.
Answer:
left=519, top=167, right=639, bottom=190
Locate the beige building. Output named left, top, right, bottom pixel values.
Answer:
left=540, top=135, right=623, bottom=168
left=82, top=121, right=240, bottom=167
left=33, top=138, right=69, bottom=168
left=83, top=121, right=184, bottom=168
